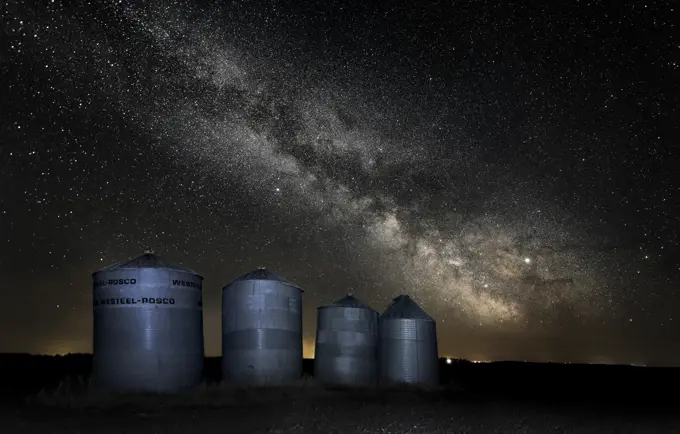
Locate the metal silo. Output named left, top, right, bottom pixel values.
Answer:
left=315, top=294, right=379, bottom=387
left=92, top=250, right=204, bottom=392
left=378, top=295, right=439, bottom=387
left=221, top=267, right=303, bottom=386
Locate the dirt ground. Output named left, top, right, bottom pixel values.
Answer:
left=3, top=387, right=679, bottom=434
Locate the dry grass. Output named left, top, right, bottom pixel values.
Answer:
left=27, top=374, right=337, bottom=410
left=28, top=373, right=466, bottom=411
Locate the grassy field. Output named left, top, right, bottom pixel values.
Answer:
left=2, top=379, right=678, bottom=433
left=2, top=355, right=679, bottom=433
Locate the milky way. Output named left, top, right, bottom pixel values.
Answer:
left=125, top=4, right=620, bottom=325
left=3, top=0, right=678, bottom=363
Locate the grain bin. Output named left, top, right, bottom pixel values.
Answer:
left=314, top=294, right=379, bottom=387
left=378, top=295, right=439, bottom=387
left=221, top=267, right=303, bottom=386
left=92, top=250, right=204, bottom=392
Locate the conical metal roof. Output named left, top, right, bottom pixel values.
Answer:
left=225, top=267, right=303, bottom=290
left=93, top=250, right=202, bottom=277
left=380, top=295, right=433, bottom=321
left=319, top=293, right=376, bottom=311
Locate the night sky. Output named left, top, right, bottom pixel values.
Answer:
left=2, top=0, right=679, bottom=365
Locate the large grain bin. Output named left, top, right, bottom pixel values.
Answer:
left=314, top=294, right=379, bottom=387
left=92, top=250, right=204, bottom=392
left=378, top=295, right=439, bottom=387
left=221, top=267, right=303, bottom=386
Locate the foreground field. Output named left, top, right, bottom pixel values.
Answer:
left=2, top=354, right=680, bottom=433
left=3, top=383, right=679, bottom=434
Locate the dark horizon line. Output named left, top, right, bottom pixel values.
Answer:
left=0, top=352, right=675, bottom=369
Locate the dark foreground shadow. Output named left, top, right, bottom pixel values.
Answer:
left=1, top=353, right=679, bottom=410
left=1, top=354, right=680, bottom=433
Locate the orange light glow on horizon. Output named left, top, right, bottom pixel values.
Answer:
left=303, top=338, right=315, bottom=358
left=40, top=340, right=88, bottom=356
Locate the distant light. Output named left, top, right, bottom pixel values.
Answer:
left=524, top=257, right=531, bottom=264
left=446, top=358, right=452, bottom=364
left=275, top=187, right=281, bottom=192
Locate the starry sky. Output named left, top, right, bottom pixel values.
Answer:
left=1, top=0, right=679, bottom=365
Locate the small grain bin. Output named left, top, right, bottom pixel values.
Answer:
left=221, top=267, right=303, bottom=386
left=92, top=250, right=204, bottom=392
left=314, top=294, right=379, bottom=387
left=378, top=295, right=439, bottom=387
